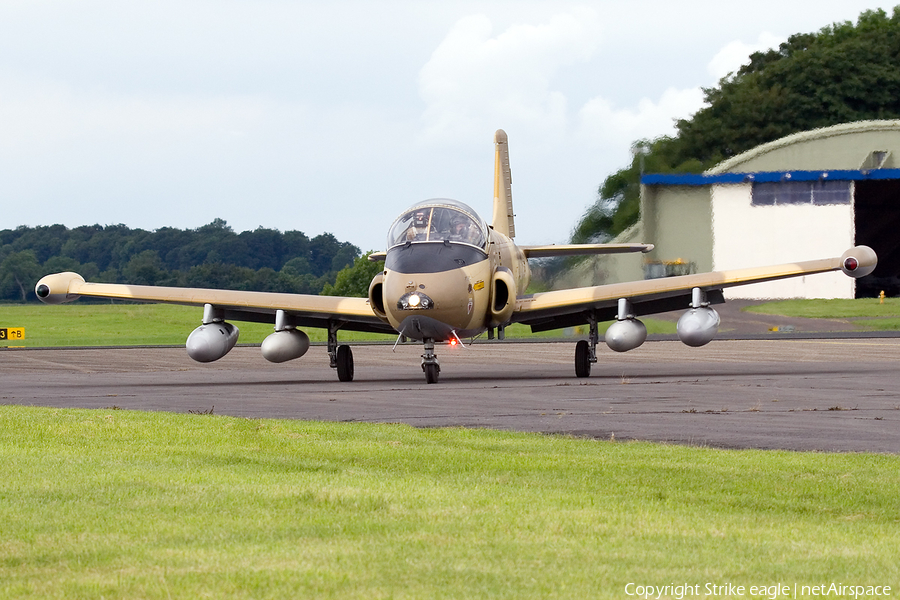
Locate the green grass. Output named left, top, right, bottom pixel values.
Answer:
left=7, top=297, right=900, bottom=349
left=744, top=298, right=900, bottom=319
left=1, top=406, right=898, bottom=599
left=745, top=298, right=900, bottom=331
left=0, top=303, right=676, bottom=347
left=0, top=303, right=394, bottom=347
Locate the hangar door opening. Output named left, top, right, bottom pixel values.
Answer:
left=854, top=180, right=900, bottom=297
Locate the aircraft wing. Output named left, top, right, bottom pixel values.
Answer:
left=513, top=247, right=876, bottom=332
left=520, top=243, right=654, bottom=258
left=35, top=273, right=395, bottom=334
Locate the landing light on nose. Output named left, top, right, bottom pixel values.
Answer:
left=397, top=291, right=433, bottom=310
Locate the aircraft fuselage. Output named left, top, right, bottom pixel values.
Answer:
left=370, top=199, right=529, bottom=342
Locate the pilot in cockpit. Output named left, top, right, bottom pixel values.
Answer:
left=406, top=209, right=434, bottom=241
left=449, top=215, right=473, bottom=243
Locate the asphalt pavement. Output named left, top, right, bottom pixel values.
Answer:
left=3, top=336, right=899, bottom=453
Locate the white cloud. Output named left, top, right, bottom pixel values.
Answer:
left=577, top=87, right=706, bottom=148
left=4, top=0, right=888, bottom=250
left=418, top=9, right=602, bottom=144
left=0, top=69, right=414, bottom=246
left=0, top=75, right=269, bottom=158
left=707, top=32, right=785, bottom=80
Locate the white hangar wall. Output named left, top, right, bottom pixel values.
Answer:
left=710, top=183, right=854, bottom=299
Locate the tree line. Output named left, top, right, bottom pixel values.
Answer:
left=572, top=6, right=900, bottom=245
left=0, top=219, right=360, bottom=302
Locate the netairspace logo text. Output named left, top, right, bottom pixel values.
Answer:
left=624, top=583, right=892, bottom=600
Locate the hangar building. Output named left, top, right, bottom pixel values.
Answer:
left=611, top=120, right=900, bottom=299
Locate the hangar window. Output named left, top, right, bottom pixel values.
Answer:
left=752, top=181, right=851, bottom=206
left=811, top=181, right=853, bottom=205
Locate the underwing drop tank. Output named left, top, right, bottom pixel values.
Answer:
left=186, top=322, right=239, bottom=363
left=605, top=318, right=647, bottom=353
left=261, top=329, right=310, bottom=363
left=677, top=306, right=720, bottom=347
left=605, top=298, right=647, bottom=353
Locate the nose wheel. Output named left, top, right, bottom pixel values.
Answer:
left=423, top=362, right=440, bottom=384
left=421, top=338, right=440, bottom=384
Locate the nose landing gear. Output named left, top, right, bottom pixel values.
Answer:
left=421, top=338, right=440, bottom=383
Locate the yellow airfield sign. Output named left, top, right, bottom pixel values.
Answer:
left=0, top=327, right=25, bottom=343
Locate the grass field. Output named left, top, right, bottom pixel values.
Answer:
left=3, top=297, right=900, bottom=348
left=0, top=303, right=676, bottom=347
left=1, top=406, right=898, bottom=599
left=744, top=298, right=900, bottom=330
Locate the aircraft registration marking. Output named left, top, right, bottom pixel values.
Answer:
left=0, top=327, right=25, bottom=342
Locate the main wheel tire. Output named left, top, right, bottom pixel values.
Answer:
left=336, top=345, right=354, bottom=382
left=423, top=362, right=439, bottom=384
left=575, top=340, right=591, bottom=378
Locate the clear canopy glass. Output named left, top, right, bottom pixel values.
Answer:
left=387, top=199, right=488, bottom=250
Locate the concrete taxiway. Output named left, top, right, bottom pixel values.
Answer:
left=2, top=339, right=899, bottom=453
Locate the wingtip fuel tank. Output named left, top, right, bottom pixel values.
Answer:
left=841, top=245, right=877, bottom=278
left=34, top=272, right=84, bottom=304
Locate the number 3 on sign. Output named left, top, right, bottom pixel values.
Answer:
left=0, top=328, right=25, bottom=341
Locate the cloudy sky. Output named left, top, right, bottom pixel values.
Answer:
left=1, top=1, right=894, bottom=252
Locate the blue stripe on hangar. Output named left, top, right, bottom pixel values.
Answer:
left=641, top=169, right=900, bottom=186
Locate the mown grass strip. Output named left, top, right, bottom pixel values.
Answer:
left=0, top=303, right=676, bottom=347
left=1, top=406, right=898, bottom=599
left=745, top=298, right=900, bottom=320
left=0, top=303, right=389, bottom=346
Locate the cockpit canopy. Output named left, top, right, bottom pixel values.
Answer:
left=387, top=199, right=489, bottom=250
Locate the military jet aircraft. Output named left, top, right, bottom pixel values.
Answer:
left=35, top=130, right=876, bottom=383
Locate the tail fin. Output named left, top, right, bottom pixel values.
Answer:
left=492, top=129, right=515, bottom=238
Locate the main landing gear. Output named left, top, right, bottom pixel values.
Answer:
left=327, top=325, right=440, bottom=384
left=574, top=315, right=599, bottom=378
left=327, top=321, right=354, bottom=382
left=421, top=338, right=440, bottom=384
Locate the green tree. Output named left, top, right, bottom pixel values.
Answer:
left=122, top=250, right=167, bottom=286
left=321, top=252, right=384, bottom=297
left=42, top=255, right=82, bottom=275
left=1, top=219, right=361, bottom=301
left=0, top=250, right=41, bottom=301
